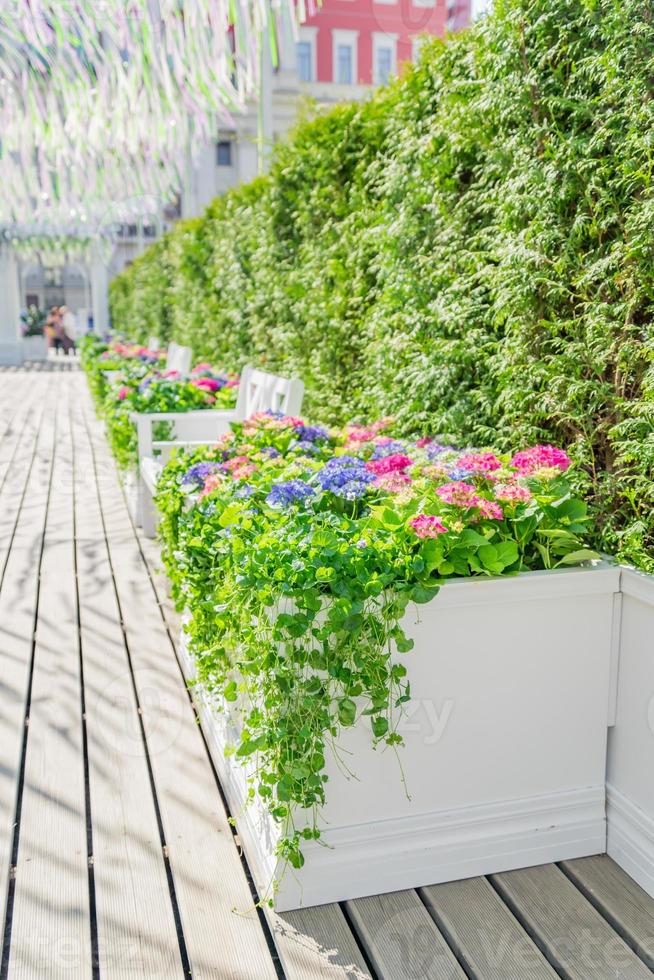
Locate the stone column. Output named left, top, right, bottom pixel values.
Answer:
left=0, top=244, right=23, bottom=365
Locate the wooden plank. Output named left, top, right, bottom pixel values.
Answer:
left=0, top=377, right=48, bottom=575
left=270, top=906, right=372, bottom=980
left=490, top=864, right=653, bottom=980
left=345, top=890, right=467, bottom=980
left=561, top=855, right=654, bottom=971
left=81, top=382, right=279, bottom=980
left=0, top=377, right=56, bottom=940
left=71, top=387, right=183, bottom=979
left=420, top=876, right=558, bottom=980
left=8, top=379, right=92, bottom=977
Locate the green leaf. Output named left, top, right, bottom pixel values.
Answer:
left=371, top=716, right=389, bottom=738
left=557, top=549, right=600, bottom=565
left=337, top=698, right=356, bottom=726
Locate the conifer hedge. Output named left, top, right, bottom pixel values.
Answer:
left=109, top=0, right=654, bottom=569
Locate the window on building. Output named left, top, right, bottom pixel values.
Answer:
left=375, top=46, right=393, bottom=84
left=297, top=41, right=313, bottom=82
left=216, top=140, right=233, bottom=166
left=336, top=43, right=353, bottom=84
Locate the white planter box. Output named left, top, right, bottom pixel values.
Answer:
left=122, top=469, right=140, bottom=525
left=21, top=335, right=48, bottom=361
left=180, top=563, right=621, bottom=911
left=607, top=567, right=654, bottom=900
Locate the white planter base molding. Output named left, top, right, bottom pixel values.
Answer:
left=606, top=567, right=654, bottom=904
left=181, top=563, right=622, bottom=911
left=607, top=786, right=654, bottom=900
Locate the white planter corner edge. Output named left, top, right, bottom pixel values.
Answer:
left=607, top=566, right=654, bottom=900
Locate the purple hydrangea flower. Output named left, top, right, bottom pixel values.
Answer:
left=234, top=483, right=256, bottom=499
left=295, top=424, right=329, bottom=443
left=182, top=461, right=222, bottom=486
left=316, top=456, right=375, bottom=499
left=425, top=443, right=453, bottom=462
left=260, top=446, right=281, bottom=458
left=447, top=466, right=474, bottom=480
left=266, top=480, right=315, bottom=508
left=295, top=440, right=320, bottom=455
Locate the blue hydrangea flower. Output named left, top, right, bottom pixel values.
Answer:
left=234, top=483, right=256, bottom=499
left=370, top=440, right=406, bottom=460
left=260, top=446, right=281, bottom=458
left=425, top=442, right=454, bottom=462
left=447, top=466, right=474, bottom=480
left=182, top=461, right=222, bottom=486
left=316, top=456, right=375, bottom=499
left=295, top=424, right=329, bottom=443
left=266, top=480, right=315, bottom=508
left=295, top=440, right=320, bottom=455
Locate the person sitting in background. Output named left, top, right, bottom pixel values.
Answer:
left=60, top=306, right=77, bottom=353
left=44, top=308, right=60, bottom=352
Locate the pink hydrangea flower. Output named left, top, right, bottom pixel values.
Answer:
left=409, top=515, right=448, bottom=538
left=366, top=454, right=413, bottom=476
left=458, top=452, right=502, bottom=473
left=162, top=369, right=181, bottom=379
left=226, top=378, right=240, bottom=388
left=416, top=437, right=433, bottom=448
left=116, top=386, right=129, bottom=400
left=510, top=445, right=571, bottom=474
left=192, top=362, right=213, bottom=373
left=222, top=456, right=257, bottom=480
left=374, top=473, right=412, bottom=493
left=373, top=435, right=394, bottom=446
left=346, top=426, right=375, bottom=444
left=223, top=455, right=251, bottom=471
left=191, top=377, right=221, bottom=392
left=494, top=483, right=532, bottom=503
left=435, top=481, right=481, bottom=508
left=477, top=499, right=504, bottom=520
left=199, top=473, right=224, bottom=498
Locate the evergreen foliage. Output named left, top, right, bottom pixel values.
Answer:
left=110, top=0, right=654, bottom=568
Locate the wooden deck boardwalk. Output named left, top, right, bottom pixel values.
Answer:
left=0, top=362, right=653, bottom=979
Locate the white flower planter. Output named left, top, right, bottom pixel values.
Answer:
left=122, top=469, right=141, bottom=525
left=21, top=334, right=48, bottom=361
left=607, top=567, right=654, bottom=900
left=181, top=562, right=622, bottom=911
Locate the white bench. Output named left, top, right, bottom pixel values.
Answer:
left=133, top=365, right=304, bottom=537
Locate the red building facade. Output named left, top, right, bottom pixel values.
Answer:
left=299, top=0, right=469, bottom=87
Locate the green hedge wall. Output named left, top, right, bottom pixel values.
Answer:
left=109, top=0, right=654, bottom=570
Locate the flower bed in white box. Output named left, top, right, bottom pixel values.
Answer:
left=181, top=562, right=620, bottom=911
left=607, top=566, right=654, bottom=900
